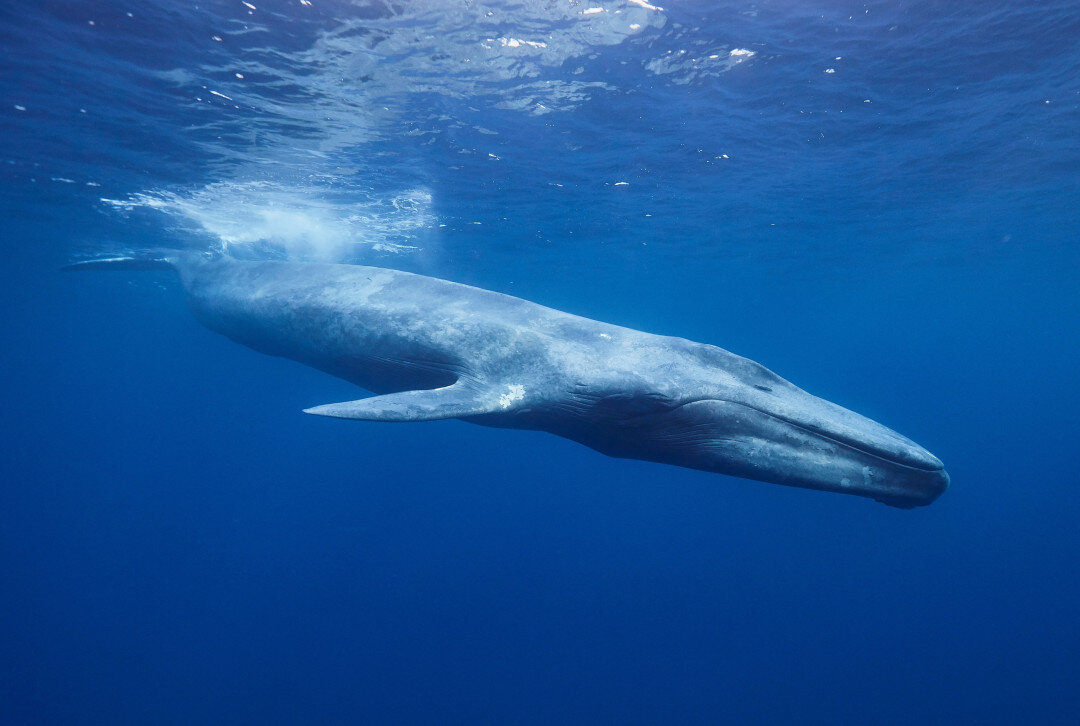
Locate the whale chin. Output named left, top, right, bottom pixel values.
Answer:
left=871, top=469, right=950, bottom=509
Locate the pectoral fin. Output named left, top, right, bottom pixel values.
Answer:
left=303, top=381, right=527, bottom=422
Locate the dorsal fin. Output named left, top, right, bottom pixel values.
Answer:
left=302, top=380, right=530, bottom=422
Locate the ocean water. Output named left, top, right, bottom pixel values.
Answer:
left=2, top=1, right=1078, bottom=723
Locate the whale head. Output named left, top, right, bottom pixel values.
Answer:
left=581, top=342, right=948, bottom=508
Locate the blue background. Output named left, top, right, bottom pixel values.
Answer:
left=2, top=1, right=1078, bottom=723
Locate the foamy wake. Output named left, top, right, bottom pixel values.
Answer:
left=101, top=181, right=435, bottom=262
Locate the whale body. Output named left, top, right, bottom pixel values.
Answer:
left=70, top=252, right=948, bottom=508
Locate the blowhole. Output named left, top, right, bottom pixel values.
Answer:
left=754, top=385, right=773, bottom=392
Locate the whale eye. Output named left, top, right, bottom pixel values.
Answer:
left=754, top=385, right=773, bottom=393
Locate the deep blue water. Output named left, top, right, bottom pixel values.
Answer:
left=2, top=1, right=1079, bottom=723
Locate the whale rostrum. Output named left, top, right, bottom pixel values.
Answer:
left=68, top=251, right=948, bottom=508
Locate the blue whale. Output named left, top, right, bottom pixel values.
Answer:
left=70, top=252, right=948, bottom=508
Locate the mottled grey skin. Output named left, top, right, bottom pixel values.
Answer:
left=71, top=252, right=948, bottom=507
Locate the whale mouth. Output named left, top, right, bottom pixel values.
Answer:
left=724, top=401, right=946, bottom=473
left=671, top=396, right=945, bottom=473
left=666, top=397, right=948, bottom=507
